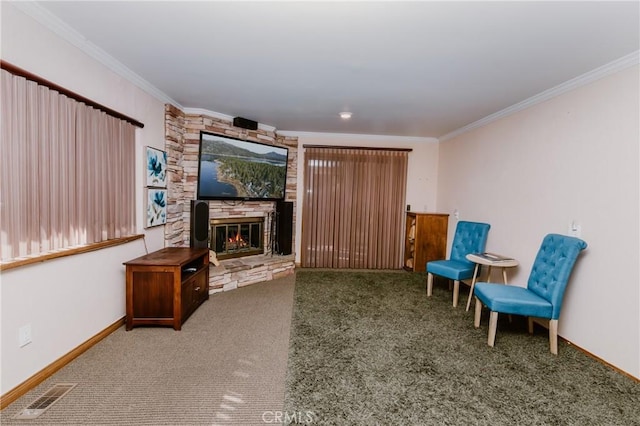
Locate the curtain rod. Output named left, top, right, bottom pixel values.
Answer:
left=303, top=144, right=412, bottom=152
left=1, top=60, right=144, bottom=128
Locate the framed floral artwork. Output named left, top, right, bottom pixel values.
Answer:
left=146, top=146, right=167, bottom=188
left=146, top=189, right=167, bottom=228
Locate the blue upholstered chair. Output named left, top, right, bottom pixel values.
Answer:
left=426, top=221, right=491, bottom=307
left=473, top=234, right=587, bottom=355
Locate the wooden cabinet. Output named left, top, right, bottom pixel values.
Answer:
left=124, top=247, right=209, bottom=330
left=404, top=212, right=449, bottom=272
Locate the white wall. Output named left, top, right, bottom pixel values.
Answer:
left=1, top=4, right=166, bottom=395
left=288, top=132, right=440, bottom=264
left=437, top=66, right=640, bottom=378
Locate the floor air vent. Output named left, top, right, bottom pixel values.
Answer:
left=14, top=383, right=77, bottom=420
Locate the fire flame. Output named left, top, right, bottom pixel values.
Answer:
left=229, top=233, right=243, bottom=243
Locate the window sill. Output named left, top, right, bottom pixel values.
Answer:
left=0, top=235, right=145, bottom=272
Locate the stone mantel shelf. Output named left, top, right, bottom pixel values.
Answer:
left=208, top=253, right=295, bottom=293
left=212, top=253, right=295, bottom=274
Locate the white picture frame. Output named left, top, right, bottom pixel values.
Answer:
left=145, top=189, right=167, bottom=228
left=146, top=146, right=167, bottom=188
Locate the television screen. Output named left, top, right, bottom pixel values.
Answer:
left=197, top=131, right=289, bottom=201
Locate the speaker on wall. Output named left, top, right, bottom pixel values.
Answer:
left=275, top=201, right=293, bottom=255
left=233, top=116, right=258, bottom=131
left=190, top=199, right=209, bottom=249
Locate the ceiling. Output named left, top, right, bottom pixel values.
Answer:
left=33, top=1, right=640, bottom=138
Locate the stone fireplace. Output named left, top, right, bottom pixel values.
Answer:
left=211, top=217, right=265, bottom=260
left=164, top=106, right=298, bottom=293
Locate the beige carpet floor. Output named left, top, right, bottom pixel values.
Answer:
left=0, top=272, right=296, bottom=425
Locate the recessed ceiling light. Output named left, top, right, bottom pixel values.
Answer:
left=339, top=112, right=352, bottom=120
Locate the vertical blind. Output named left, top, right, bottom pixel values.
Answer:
left=301, top=146, right=408, bottom=269
left=0, top=69, right=136, bottom=261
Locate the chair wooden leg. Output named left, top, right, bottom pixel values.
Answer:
left=528, top=317, right=534, bottom=334
left=474, top=297, right=482, bottom=328
left=488, top=311, right=498, bottom=347
left=452, top=280, right=459, bottom=307
left=465, top=264, right=480, bottom=311
left=549, top=319, right=558, bottom=355
left=426, top=273, right=433, bottom=297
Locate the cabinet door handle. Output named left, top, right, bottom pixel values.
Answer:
left=194, top=286, right=200, bottom=292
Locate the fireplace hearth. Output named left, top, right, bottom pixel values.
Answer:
left=211, top=217, right=265, bottom=260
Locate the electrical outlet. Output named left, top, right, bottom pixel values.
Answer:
left=19, top=324, right=32, bottom=347
left=454, top=209, right=459, bottom=220
left=568, top=221, right=582, bottom=238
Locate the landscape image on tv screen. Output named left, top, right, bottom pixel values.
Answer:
left=197, top=131, right=288, bottom=201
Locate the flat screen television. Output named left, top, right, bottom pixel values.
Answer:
left=196, top=131, right=289, bottom=201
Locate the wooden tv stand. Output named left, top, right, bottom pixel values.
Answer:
left=124, top=247, right=209, bottom=330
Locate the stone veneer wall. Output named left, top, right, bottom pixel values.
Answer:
left=164, top=104, right=297, bottom=292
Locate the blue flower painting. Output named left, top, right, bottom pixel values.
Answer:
left=146, top=147, right=167, bottom=188
left=146, top=189, right=167, bottom=227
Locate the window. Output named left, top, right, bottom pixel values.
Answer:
left=0, top=68, right=137, bottom=262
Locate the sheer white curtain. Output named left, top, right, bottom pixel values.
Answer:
left=0, top=69, right=136, bottom=262
left=301, top=146, right=408, bottom=269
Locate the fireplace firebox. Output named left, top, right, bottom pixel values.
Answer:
left=211, top=217, right=265, bottom=260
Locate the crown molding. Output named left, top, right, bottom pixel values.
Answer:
left=182, top=108, right=276, bottom=132
left=440, top=50, right=640, bottom=141
left=182, top=108, right=235, bottom=122
left=13, top=2, right=181, bottom=108
left=277, top=130, right=437, bottom=144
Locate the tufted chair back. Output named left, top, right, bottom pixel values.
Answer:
left=527, top=234, right=588, bottom=319
left=449, top=221, right=491, bottom=263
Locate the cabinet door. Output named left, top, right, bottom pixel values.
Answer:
left=422, top=216, right=448, bottom=263
left=404, top=213, right=448, bottom=271
left=181, top=278, right=194, bottom=321
left=132, top=271, right=173, bottom=319
left=191, top=269, right=207, bottom=305
left=181, top=268, right=207, bottom=321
